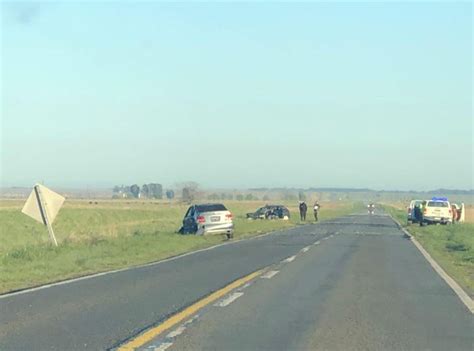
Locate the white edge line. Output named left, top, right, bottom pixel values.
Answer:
left=0, top=227, right=283, bottom=299
left=390, top=215, right=474, bottom=314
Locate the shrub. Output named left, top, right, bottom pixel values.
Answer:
left=8, top=248, right=33, bottom=261
left=445, top=241, right=469, bottom=252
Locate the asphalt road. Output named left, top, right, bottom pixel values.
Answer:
left=1, top=214, right=472, bottom=350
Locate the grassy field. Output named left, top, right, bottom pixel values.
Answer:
left=0, top=199, right=359, bottom=294
left=383, top=205, right=474, bottom=297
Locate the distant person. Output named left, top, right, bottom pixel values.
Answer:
left=414, top=204, right=422, bottom=224
left=299, top=201, right=307, bottom=221
left=419, top=201, right=427, bottom=226
left=451, top=204, right=459, bottom=223
left=313, top=201, right=321, bottom=221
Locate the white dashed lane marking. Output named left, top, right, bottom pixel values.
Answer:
left=282, top=255, right=296, bottom=263
left=166, top=325, right=187, bottom=339
left=300, top=246, right=310, bottom=253
left=314, top=240, right=320, bottom=245
left=261, top=270, right=279, bottom=279
left=214, top=292, right=244, bottom=307
left=239, top=282, right=252, bottom=290
left=152, top=342, right=173, bottom=351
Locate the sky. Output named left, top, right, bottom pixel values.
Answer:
left=1, top=1, right=472, bottom=191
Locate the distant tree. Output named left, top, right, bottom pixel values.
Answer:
left=182, top=187, right=195, bottom=203
left=176, top=182, right=199, bottom=202
left=282, top=192, right=297, bottom=201
left=263, top=195, right=270, bottom=201
left=130, top=184, right=140, bottom=198
left=236, top=194, right=244, bottom=201
left=141, top=184, right=150, bottom=198
left=165, top=190, right=175, bottom=200
left=245, top=193, right=255, bottom=201
left=176, top=181, right=199, bottom=192
left=149, top=183, right=163, bottom=199
left=227, top=193, right=234, bottom=200
left=298, top=191, right=306, bottom=201
left=208, top=193, right=220, bottom=200
left=113, top=186, right=121, bottom=193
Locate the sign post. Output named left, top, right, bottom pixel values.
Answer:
left=22, top=184, right=65, bottom=246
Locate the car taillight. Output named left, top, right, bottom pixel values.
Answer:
left=197, top=215, right=205, bottom=223
left=226, top=213, right=233, bottom=220
left=449, top=209, right=452, bottom=214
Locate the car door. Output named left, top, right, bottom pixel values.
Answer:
left=183, top=206, right=196, bottom=233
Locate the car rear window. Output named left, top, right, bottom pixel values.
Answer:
left=196, top=204, right=227, bottom=212
left=427, top=201, right=448, bottom=208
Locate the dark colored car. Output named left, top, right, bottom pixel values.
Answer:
left=246, top=205, right=290, bottom=220
left=178, top=203, right=234, bottom=238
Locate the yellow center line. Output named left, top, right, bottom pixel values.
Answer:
left=117, top=269, right=264, bottom=351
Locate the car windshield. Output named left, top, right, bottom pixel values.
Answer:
left=196, top=204, right=227, bottom=212
left=427, top=201, right=449, bottom=208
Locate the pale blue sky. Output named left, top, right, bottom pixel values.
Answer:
left=1, top=1, right=472, bottom=190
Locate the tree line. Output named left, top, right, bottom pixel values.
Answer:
left=113, top=184, right=175, bottom=199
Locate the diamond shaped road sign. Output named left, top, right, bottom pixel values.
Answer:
left=22, top=184, right=65, bottom=225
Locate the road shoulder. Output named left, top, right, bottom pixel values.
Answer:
left=389, top=215, right=474, bottom=314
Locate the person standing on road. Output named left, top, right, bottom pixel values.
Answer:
left=313, top=201, right=321, bottom=221
left=299, top=201, right=307, bottom=221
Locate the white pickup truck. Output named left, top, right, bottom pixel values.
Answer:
left=423, top=199, right=452, bottom=225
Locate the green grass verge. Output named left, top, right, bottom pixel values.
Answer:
left=383, top=205, right=474, bottom=297
left=0, top=200, right=359, bottom=294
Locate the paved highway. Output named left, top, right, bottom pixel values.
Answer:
left=1, top=214, right=472, bottom=350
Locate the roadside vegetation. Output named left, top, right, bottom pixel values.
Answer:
left=0, top=200, right=359, bottom=294
left=383, top=205, right=474, bottom=297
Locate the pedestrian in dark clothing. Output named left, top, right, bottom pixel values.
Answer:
left=299, top=201, right=307, bottom=221
left=418, top=201, right=427, bottom=226
left=414, top=205, right=421, bottom=223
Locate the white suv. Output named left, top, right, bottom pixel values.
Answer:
left=179, top=203, right=234, bottom=238
left=423, top=199, right=452, bottom=225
